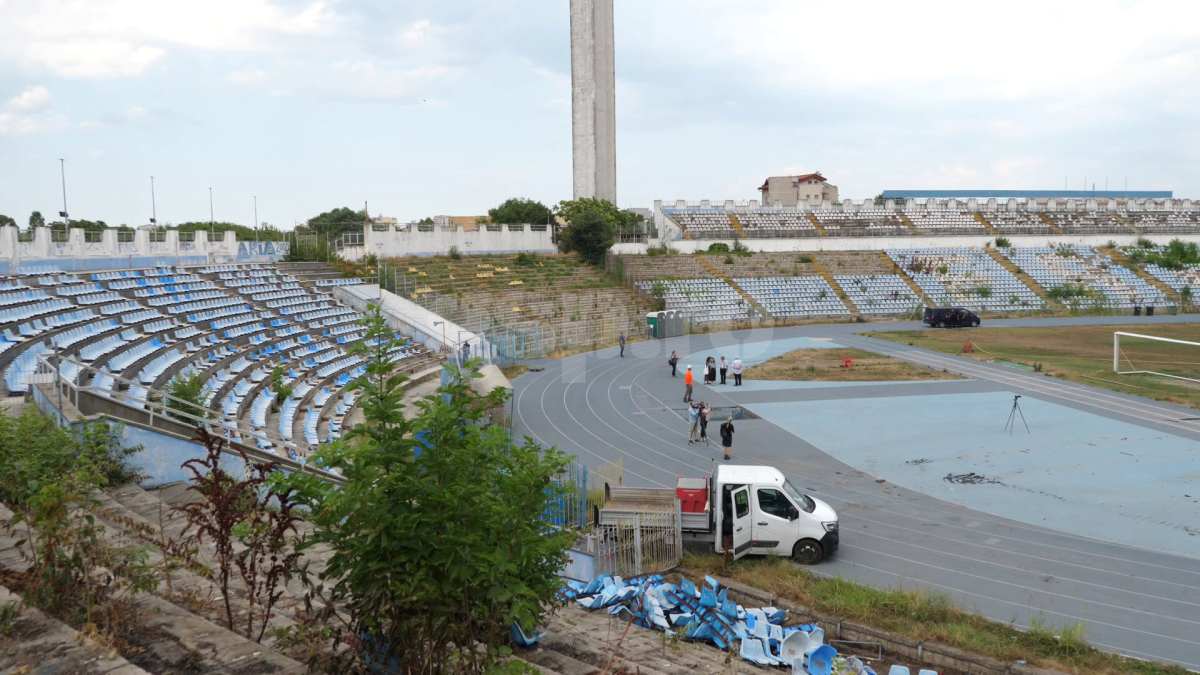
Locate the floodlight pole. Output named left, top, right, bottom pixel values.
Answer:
left=254, top=196, right=259, bottom=244
left=150, top=176, right=157, bottom=226
left=58, top=159, right=69, bottom=227
left=209, top=187, right=214, bottom=240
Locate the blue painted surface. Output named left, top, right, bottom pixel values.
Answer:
left=704, top=379, right=976, bottom=392
left=746, top=391, right=1200, bottom=557
left=880, top=189, right=1172, bottom=199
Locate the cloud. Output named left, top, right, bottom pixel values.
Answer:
left=0, top=85, right=65, bottom=136
left=7, top=85, right=51, bottom=110
left=0, top=110, right=67, bottom=136
left=0, top=0, right=339, bottom=79
left=102, top=105, right=180, bottom=127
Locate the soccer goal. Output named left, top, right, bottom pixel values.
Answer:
left=1113, top=331, right=1200, bottom=384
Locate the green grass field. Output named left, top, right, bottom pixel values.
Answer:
left=867, top=325, right=1200, bottom=408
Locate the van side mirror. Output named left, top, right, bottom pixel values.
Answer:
left=789, top=507, right=799, bottom=521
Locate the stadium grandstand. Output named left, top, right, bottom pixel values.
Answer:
left=652, top=196, right=1200, bottom=241
left=0, top=253, right=442, bottom=466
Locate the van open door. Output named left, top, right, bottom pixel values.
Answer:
left=731, top=486, right=753, bottom=559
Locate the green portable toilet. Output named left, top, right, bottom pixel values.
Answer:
left=646, top=312, right=659, bottom=339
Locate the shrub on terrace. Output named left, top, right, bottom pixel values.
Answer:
left=281, top=303, right=574, bottom=673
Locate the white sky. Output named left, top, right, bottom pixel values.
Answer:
left=1, top=0, right=1198, bottom=227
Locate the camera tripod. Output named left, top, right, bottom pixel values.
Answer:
left=1005, top=395, right=1029, bottom=435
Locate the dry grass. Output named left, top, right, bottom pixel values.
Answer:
left=867, top=325, right=1200, bottom=408
left=499, top=364, right=530, bottom=381
left=683, top=554, right=1189, bottom=675
left=743, top=347, right=964, bottom=382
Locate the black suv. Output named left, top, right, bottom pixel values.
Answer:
left=924, top=306, right=980, bottom=328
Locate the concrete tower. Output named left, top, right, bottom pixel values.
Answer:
left=570, top=0, right=617, bottom=203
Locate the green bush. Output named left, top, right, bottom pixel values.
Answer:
left=282, top=303, right=574, bottom=673
left=165, top=369, right=207, bottom=422
left=705, top=242, right=730, bottom=254
left=993, top=236, right=1011, bottom=248
left=797, top=254, right=814, bottom=264
left=448, top=245, right=462, bottom=260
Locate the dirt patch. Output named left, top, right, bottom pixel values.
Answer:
left=744, top=347, right=965, bottom=382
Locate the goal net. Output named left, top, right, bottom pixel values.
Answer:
left=1113, top=331, right=1200, bottom=384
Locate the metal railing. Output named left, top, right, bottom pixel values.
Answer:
left=33, top=353, right=316, bottom=462
left=550, top=458, right=623, bottom=529
left=577, top=503, right=682, bottom=576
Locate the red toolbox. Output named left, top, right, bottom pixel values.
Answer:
left=676, top=477, right=709, bottom=513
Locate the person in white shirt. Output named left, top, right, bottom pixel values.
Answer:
left=731, top=357, right=744, bottom=386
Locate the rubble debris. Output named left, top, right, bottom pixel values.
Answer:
left=943, top=472, right=999, bottom=485
left=559, top=573, right=880, bottom=673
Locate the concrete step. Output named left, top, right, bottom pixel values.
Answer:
left=809, top=259, right=859, bottom=318
left=0, top=584, right=151, bottom=675
left=0, top=503, right=307, bottom=674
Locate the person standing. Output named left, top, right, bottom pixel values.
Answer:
left=687, top=402, right=701, bottom=444
left=706, top=356, right=716, bottom=385
left=683, top=365, right=694, bottom=402
left=668, top=350, right=679, bottom=378
left=731, top=356, right=744, bottom=386
left=719, top=415, right=735, bottom=460
left=719, top=356, right=728, bottom=385
left=699, top=402, right=711, bottom=445
left=618, top=332, right=626, bottom=358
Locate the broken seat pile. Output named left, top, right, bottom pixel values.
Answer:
left=564, top=573, right=872, bottom=674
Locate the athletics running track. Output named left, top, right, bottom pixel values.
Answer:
left=512, top=315, right=1200, bottom=670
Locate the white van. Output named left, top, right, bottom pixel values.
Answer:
left=601, top=464, right=839, bottom=564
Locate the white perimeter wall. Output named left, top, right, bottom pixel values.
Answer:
left=347, top=225, right=557, bottom=260
left=610, top=233, right=1200, bottom=255
left=336, top=284, right=480, bottom=354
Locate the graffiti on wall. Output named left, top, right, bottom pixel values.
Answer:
left=237, top=241, right=290, bottom=259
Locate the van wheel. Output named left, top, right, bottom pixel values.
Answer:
left=972, top=319, right=980, bottom=327
left=792, top=539, right=824, bottom=565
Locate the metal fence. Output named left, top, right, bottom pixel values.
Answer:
left=575, top=504, right=682, bottom=576
left=550, top=458, right=623, bottom=529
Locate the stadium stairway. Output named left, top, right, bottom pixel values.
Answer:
left=972, top=213, right=998, bottom=235
left=808, top=259, right=860, bottom=319
left=878, top=252, right=932, bottom=306
left=1035, top=213, right=1064, bottom=235
left=804, top=213, right=827, bottom=236
left=1102, top=249, right=1180, bottom=301
left=899, top=213, right=920, bottom=235
left=694, top=256, right=772, bottom=319
left=982, top=247, right=1062, bottom=310
left=1112, top=212, right=1141, bottom=234
left=727, top=214, right=747, bottom=238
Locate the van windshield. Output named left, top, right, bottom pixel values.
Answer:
left=783, top=479, right=815, bottom=513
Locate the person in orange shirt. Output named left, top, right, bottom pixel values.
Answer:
left=683, top=365, right=694, bottom=402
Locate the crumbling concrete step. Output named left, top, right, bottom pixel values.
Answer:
left=107, top=483, right=334, bottom=608
left=0, top=584, right=151, bottom=675
left=0, top=504, right=305, bottom=674
left=518, top=648, right=601, bottom=675
left=544, top=605, right=766, bottom=675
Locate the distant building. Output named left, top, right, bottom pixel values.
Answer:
left=759, top=173, right=838, bottom=207
left=433, top=215, right=488, bottom=230
left=372, top=216, right=399, bottom=226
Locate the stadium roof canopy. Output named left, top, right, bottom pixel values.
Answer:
left=880, top=189, right=1172, bottom=199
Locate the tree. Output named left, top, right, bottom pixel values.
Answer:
left=305, top=207, right=368, bottom=238
left=29, top=211, right=45, bottom=228
left=282, top=303, right=573, bottom=673
left=0, top=214, right=15, bottom=227
left=488, top=197, right=555, bottom=226
left=417, top=217, right=434, bottom=225
left=554, top=198, right=642, bottom=265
